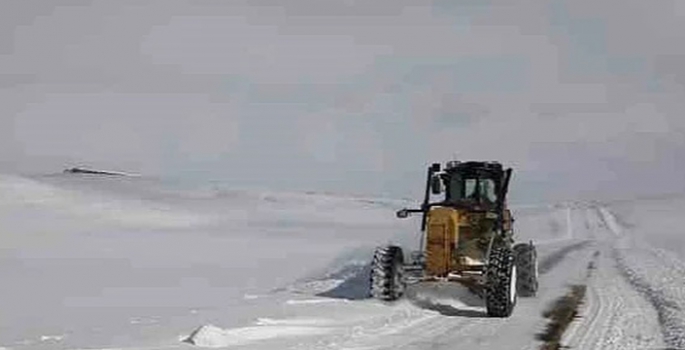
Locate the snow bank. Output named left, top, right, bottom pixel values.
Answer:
left=597, top=207, right=622, bottom=236
left=614, top=246, right=685, bottom=348
left=0, top=172, right=405, bottom=348
left=0, top=174, right=213, bottom=229
left=183, top=322, right=330, bottom=348
left=605, top=199, right=685, bottom=349
left=512, top=206, right=574, bottom=244
left=609, top=196, right=685, bottom=258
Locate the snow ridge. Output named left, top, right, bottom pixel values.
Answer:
left=603, top=204, right=685, bottom=349
left=613, top=246, right=685, bottom=348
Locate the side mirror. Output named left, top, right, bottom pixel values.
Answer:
left=430, top=175, right=442, bottom=195
left=396, top=209, right=409, bottom=219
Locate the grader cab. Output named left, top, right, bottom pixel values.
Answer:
left=370, top=161, right=538, bottom=317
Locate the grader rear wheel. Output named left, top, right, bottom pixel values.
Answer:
left=514, top=242, right=539, bottom=297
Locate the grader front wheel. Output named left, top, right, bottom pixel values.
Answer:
left=369, top=246, right=406, bottom=301
left=485, top=245, right=517, bottom=317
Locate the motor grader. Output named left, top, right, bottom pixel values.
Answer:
left=369, top=161, right=538, bottom=317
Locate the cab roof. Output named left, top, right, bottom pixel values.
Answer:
left=445, top=161, right=504, bottom=173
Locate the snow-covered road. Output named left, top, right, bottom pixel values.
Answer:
left=1, top=175, right=684, bottom=350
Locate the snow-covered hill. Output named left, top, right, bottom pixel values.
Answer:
left=1, top=175, right=684, bottom=349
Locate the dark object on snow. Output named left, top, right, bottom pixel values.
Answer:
left=63, top=167, right=127, bottom=176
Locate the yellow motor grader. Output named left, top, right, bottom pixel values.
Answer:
left=369, top=161, right=538, bottom=317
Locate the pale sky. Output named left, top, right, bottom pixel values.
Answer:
left=1, top=0, right=684, bottom=203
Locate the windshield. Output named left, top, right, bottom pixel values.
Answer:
left=447, top=174, right=497, bottom=203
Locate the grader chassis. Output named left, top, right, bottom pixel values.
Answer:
left=369, top=161, right=538, bottom=317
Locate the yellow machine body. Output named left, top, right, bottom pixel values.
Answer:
left=425, top=207, right=495, bottom=277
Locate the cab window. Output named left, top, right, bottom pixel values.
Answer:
left=448, top=175, right=497, bottom=203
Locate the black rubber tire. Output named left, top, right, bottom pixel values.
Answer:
left=485, top=245, right=517, bottom=317
left=369, top=246, right=405, bottom=301
left=514, top=242, right=539, bottom=297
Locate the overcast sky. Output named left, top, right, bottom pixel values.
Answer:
left=1, top=0, right=684, bottom=203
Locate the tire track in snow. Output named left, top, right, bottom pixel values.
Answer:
left=538, top=241, right=592, bottom=275
left=566, top=207, right=574, bottom=239
left=614, top=248, right=685, bottom=349
left=596, top=207, right=622, bottom=237
left=565, top=247, right=665, bottom=350
left=599, top=206, right=685, bottom=349
left=553, top=207, right=667, bottom=350
left=564, top=275, right=605, bottom=348
left=533, top=205, right=591, bottom=276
